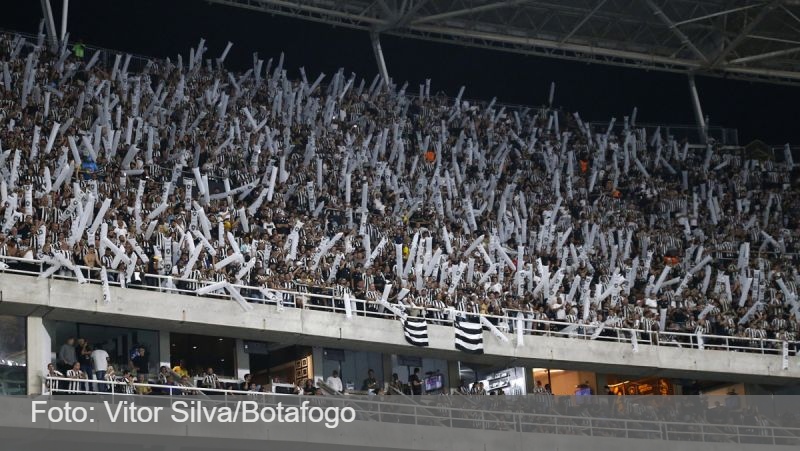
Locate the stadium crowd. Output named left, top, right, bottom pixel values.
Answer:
left=0, top=30, right=799, bottom=350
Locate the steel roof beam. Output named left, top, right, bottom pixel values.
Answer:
left=729, top=45, right=800, bottom=64
left=203, top=0, right=800, bottom=86
left=559, top=0, right=608, bottom=44
left=710, top=0, right=783, bottom=68
left=411, top=0, right=529, bottom=25
left=673, top=2, right=766, bottom=26
left=645, top=0, right=709, bottom=62
left=378, top=0, right=432, bottom=31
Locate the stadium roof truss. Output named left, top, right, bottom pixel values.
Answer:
left=202, top=0, right=800, bottom=86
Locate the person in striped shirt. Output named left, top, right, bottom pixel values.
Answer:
left=201, top=367, right=221, bottom=390
left=66, top=362, right=87, bottom=394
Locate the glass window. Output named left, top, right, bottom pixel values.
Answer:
left=170, top=333, right=235, bottom=378
left=51, top=321, right=158, bottom=378
left=0, top=315, right=26, bottom=395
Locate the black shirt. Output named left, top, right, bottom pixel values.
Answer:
left=131, top=355, right=149, bottom=374
left=409, top=374, right=422, bottom=395
left=77, top=345, right=91, bottom=366
left=362, top=377, right=378, bottom=392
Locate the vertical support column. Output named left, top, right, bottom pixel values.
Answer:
left=687, top=73, right=708, bottom=144
left=158, top=330, right=171, bottom=370
left=234, top=338, right=250, bottom=381
left=446, top=360, right=461, bottom=394
left=370, top=31, right=391, bottom=89
left=312, top=346, right=325, bottom=384
left=381, top=353, right=393, bottom=391
left=39, top=0, right=58, bottom=51
left=60, top=0, right=69, bottom=42
left=26, top=316, right=53, bottom=395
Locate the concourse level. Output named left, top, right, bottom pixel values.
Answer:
left=0, top=273, right=797, bottom=392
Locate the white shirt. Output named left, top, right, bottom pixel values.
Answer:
left=91, top=349, right=109, bottom=372
left=326, top=376, right=343, bottom=393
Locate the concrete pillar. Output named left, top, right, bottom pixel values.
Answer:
left=158, top=330, right=171, bottom=370
left=234, top=338, right=249, bottom=381
left=370, top=32, right=390, bottom=88
left=687, top=74, right=708, bottom=144
left=596, top=373, right=609, bottom=394
left=26, top=316, right=52, bottom=395
left=446, top=360, right=460, bottom=394
left=381, top=353, right=393, bottom=391
left=311, top=346, right=324, bottom=384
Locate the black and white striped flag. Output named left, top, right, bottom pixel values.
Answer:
left=403, top=317, right=429, bottom=347
left=455, top=319, right=484, bottom=354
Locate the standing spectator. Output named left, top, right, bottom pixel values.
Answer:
left=76, top=339, right=93, bottom=390
left=325, top=370, right=343, bottom=393
left=409, top=368, right=422, bottom=395
left=90, top=346, right=110, bottom=392
left=361, top=369, right=378, bottom=393
left=57, top=337, right=76, bottom=374
left=129, top=347, right=150, bottom=377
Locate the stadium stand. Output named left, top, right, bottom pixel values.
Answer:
left=0, top=28, right=798, bottom=358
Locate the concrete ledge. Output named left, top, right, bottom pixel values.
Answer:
left=1, top=273, right=798, bottom=383
left=0, top=396, right=795, bottom=451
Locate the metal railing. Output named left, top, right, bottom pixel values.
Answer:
left=1, top=254, right=795, bottom=357
left=41, top=377, right=800, bottom=445
left=587, top=121, right=739, bottom=146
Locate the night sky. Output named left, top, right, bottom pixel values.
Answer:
left=2, top=0, right=798, bottom=143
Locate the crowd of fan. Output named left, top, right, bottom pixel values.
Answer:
left=1, top=30, right=799, bottom=350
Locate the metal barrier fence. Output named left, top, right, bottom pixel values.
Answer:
left=1, top=254, right=794, bottom=357
left=41, top=377, right=800, bottom=445
left=587, top=121, right=739, bottom=146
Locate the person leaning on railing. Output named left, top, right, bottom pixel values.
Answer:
left=44, top=363, right=64, bottom=394
left=104, top=365, right=117, bottom=392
